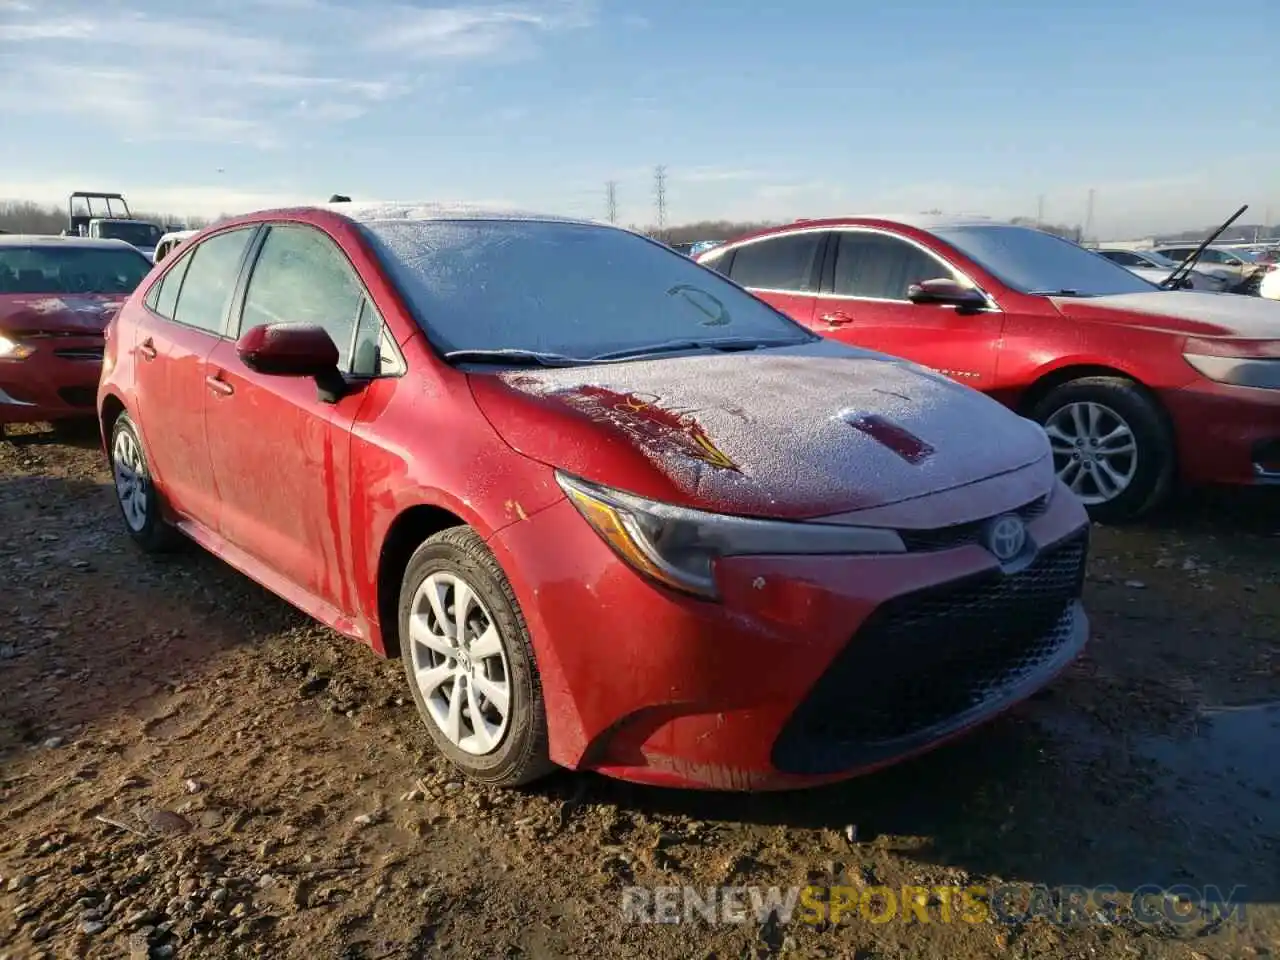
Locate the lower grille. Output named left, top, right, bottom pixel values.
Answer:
left=57, top=386, right=97, bottom=408
left=772, top=528, right=1088, bottom=775
left=54, top=347, right=104, bottom=361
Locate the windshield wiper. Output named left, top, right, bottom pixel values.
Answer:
left=443, top=348, right=594, bottom=367
left=1027, top=288, right=1082, bottom=297
left=1161, top=203, right=1249, bottom=290
left=590, top=336, right=805, bottom=362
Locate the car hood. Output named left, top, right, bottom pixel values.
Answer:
left=0, top=294, right=124, bottom=336
left=1050, top=290, right=1280, bottom=338
left=467, top=339, right=1051, bottom=519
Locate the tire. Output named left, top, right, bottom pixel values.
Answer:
left=398, top=526, right=554, bottom=787
left=1030, top=377, right=1175, bottom=524
left=109, top=413, right=180, bottom=552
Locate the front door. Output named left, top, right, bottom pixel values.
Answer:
left=130, top=226, right=257, bottom=526
left=204, top=222, right=383, bottom=610
left=813, top=230, right=1003, bottom=390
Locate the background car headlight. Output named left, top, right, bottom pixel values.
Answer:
left=556, top=471, right=906, bottom=599
left=1184, top=351, right=1280, bottom=390
left=0, top=334, right=35, bottom=360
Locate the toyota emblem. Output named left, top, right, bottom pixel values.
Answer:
left=985, top=514, right=1027, bottom=562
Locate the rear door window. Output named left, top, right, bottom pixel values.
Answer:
left=726, top=233, right=822, bottom=291
left=170, top=228, right=256, bottom=335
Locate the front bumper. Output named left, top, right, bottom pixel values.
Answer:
left=1160, top=379, right=1280, bottom=486
left=490, top=480, right=1091, bottom=791
left=0, top=339, right=104, bottom=425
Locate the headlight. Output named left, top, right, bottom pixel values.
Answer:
left=556, top=472, right=906, bottom=600
left=0, top=334, right=35, bottom=360
left=1184, top=353, right=1280, bottom=389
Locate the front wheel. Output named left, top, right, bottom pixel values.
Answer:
left=1030, top=377, right=1175, bottom=523
left=398, top=527, right=554, bottom=787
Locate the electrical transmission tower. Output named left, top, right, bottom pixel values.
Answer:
left=605, top=181, right=618, bottom=224
left=653, top=165, right=668, bottom=239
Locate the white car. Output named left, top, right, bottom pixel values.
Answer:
left=152, top=229, right=197, bottom=263
left=1259, top=266, right=1280, bottom=300
left=1152, top=245, right=1262, bottom=289
left=1095, top=248, right=1231, bottom=292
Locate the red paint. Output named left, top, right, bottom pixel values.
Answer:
left=701, top=217, right=1280, bottom=489
left=99, top=206, right=1093, bottom=791
left=557, top=385, right=740, bottom=471
left=842, top=413, right=935, bottom=464
left=0, top=294, right=124, bottom=425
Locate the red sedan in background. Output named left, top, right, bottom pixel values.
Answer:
left=698, top=217, right=1280, bottom=522
left=99, top=203, right=1090, bottom=790
left=0, top=236, right=150, bottom=434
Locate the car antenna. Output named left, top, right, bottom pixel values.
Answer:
left=1160, top=204, right=1248, bottom=290
left=328, top=194, right=351, bottom=203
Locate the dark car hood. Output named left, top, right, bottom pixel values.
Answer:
left=468, top=340, right=1051, bottom=519
left=1050, top=290, right=1280, bottom=338
left=0, top=294, right=124, bottom=336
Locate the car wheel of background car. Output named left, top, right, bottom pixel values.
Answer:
left=109, top=413, right=180, bottom=552
left=1032, top=377, right=1174, bottom=524
left=398, top=526, right=554, bottom=787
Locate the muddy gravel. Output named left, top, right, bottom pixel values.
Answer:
left=1, top=422, right=1277, bottom=960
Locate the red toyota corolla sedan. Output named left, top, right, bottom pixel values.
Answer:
left=98, top=203, right=1090, bottom=790
left=697, top=217, right=1280, bottom=522
left=1, top=235, right=151, bottom=433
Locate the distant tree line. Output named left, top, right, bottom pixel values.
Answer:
left=0, top=200, right=216, bottom=235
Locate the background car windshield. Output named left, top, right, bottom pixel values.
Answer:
left=97, top=222, right=163, bottom=247
left=359, top=219, right=811, bottom=356
left=1140, top=250, right=1179, bottom=267
left=0, top=246, right=151, bottom=294
left=932, top=224, right=1156, bottom=296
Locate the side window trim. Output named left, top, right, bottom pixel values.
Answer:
left=821, top=227, right=998, bottom=309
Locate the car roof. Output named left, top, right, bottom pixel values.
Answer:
left=788, top=213, right=1003, bottom=230
left=0, top=234, right=143, bottom=250
left=247, top=201, right=602, bottom=228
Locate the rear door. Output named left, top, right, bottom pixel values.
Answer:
left=132, top=226, right=257, bottom=525
left=203, top=222, right=388, bottom=611
left=702, top=230, right=825, bottom=325
left=814, top=229, right=1003, bottom=387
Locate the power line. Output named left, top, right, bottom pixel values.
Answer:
left=653, top=165, right=667, bottom=238
left=605, top=181, right=618, bottom=224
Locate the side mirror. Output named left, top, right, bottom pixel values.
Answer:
left=906, top=277, right=989, bottom=310
left=236, top=323, right=348, bottom=402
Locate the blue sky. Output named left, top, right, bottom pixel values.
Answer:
left=1, top=0, right=1276, bottom=236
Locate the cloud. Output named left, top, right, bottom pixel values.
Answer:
left=0, top=0, right=593, bottom=145
left=0, top=176, right=532, bottom=219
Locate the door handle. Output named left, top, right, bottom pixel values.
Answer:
left=138, top=338, right=157, bottom=361
left=204, top=374, right=234, bottom=397
left=819, top=311, right=856, bottom=325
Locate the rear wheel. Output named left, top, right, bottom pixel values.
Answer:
left=1030, top=377, right=1174, bottom=523
left=109, top=413, right=180, bottom=552
left=398, top=527, right=554, bottom=787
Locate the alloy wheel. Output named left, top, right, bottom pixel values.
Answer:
left=112, top=428, right=149, bottom=532
left=1043, top=401, right=1138, bottom=505
left=408, top=571, right=512, bottom=755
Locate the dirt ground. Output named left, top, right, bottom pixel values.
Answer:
left=1, top=421, right=1277, bottom=960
